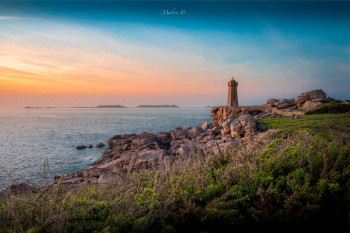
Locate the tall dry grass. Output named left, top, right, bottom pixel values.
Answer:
left=0, top=129, right=349, bottom=233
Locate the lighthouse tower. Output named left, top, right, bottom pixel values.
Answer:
left=227, top=77, right=238, bottom=106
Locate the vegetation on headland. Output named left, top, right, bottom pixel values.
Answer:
left=257, top=113, right=350, bottom=140
left=305, top=100, right=350, bottom=115
left=1, top=114, right=349, bottom=232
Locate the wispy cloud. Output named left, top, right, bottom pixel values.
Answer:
left=0, top=16, right=28, bottom=20
left=0, top=32, right=19, bottom=41
left=0, top=15, right=348, bottom=106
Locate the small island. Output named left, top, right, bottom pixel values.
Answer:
left=24, top=106, right=56, bottom=109
left=137, top=105, right=179, bottom=108
left=95, top=105, right=126, bottom=108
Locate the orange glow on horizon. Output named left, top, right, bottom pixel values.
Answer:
left=0, top=42, right=230, bottom=97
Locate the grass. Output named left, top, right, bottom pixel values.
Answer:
left=0, top=114, right=349, bottom=233
left=305, top=101, right=350, bottom=115
left=257, top=113, right=350, bottom=139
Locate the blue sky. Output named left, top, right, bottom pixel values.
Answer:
left=0, top=1, right=349, bottom=107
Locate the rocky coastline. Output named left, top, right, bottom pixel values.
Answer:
left=2, top=89, right=345, bottom=195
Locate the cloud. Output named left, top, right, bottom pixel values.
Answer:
left=0, top=15, right=348, bottom=106
left=0, top=16, right=29, bottom=20
left=0, top=32, right=19, bottom=41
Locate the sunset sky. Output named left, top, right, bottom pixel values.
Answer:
left=0, top=1, right=349, bottom=107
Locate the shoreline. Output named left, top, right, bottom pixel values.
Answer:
left=3, top=88, right=344, bottom=192
left=0, top=105, right=298, bottom=191
left=48, top=104, right=304, bottom=186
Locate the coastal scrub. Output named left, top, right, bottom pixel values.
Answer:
left=0, top=114, right=349, bottom=232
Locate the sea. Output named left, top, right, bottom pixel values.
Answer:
left=0, top=107, right=212, bottom=189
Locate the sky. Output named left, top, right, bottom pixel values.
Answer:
left=0, top=1, right=349, bottom=107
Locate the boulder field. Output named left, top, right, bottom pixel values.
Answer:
left=56, top=119, right=250, bottom=185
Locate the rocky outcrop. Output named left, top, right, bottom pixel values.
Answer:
left=230, top=114, right=256, bottom=138
left=266, top=98, right=296, bottom=109
left=295, top=89, right=333, bottom=111
left=211, top=106, right=268, bottom=126
left=212, top=89, right=333, bottom=122
left=301, top=100, right=325, bottom=111
left=58, top=114, right=265, bottom=185
left=188, top=126, right=204, bottom=139
left=170, top=127, right=186, bottom=140
left=202, top=121, right=210, bottom=131
left=211, top=104, right=302, bottom=123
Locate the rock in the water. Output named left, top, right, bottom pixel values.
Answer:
left=76, top=145, right=87, bottom=150
left=96, top=143, right=106, bottom=148
left=88, top=145, right=93, bottom=148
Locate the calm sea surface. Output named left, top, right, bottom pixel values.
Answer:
left=0, top=107, right=212, bottom=189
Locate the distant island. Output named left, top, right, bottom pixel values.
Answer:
left=25, top=105, right=126, bottom=109
left=95, top=105, right=125, bottom=108
left=137, top=105, right=179, bottom=108
left=24, top=105, right=180, bottom=109
left=25, top=106, right=56, bottom=109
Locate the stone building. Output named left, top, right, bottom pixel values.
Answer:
left=227, top=77, right=238, bottom=106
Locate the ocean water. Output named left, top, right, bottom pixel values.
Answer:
left=0, top=107, right=212, bottom=189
